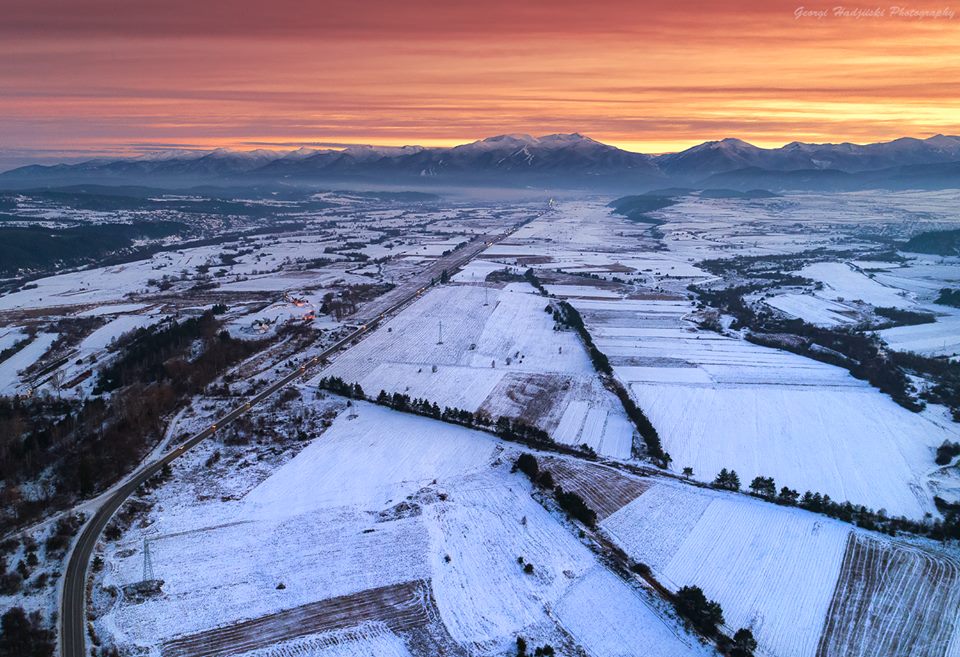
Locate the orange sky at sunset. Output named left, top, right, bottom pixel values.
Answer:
left=2, top=0, right=959, bottom=168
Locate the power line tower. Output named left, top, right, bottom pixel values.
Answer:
left=142, top=538, right=155, bottom=582
left=483, top=286, right=489, bottom=306
left=437, top=320, right=443, bottom=345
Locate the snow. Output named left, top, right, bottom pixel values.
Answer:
left=450, top=259, right=518, bottom=283
left=800, top=262, right=912, bottom=308
left=553, top=401, right=590, bottom=444
left=604, top=483, right=851, bottom=657
left=632, top=383, right=948, bottom=518
left=543, top=285, right=621, bottom=299
left=602, top=484, right=714, bottom=572
left=242, top=404, right=497, bottom=519
left=0, top=332, right=57, bottom=394
left=764, top=292, right=858, bottom=326
left=661, top=497, right=849, bottom=657
left=554, top=567, right=707, bottom=657
left=597, top=414, right=634, bottom=458
left=81, top=314, right=164, bottom=351
left=356, top=362, right=507, bottom=411
left=0, top=326, right=26, bottom=352
left=878, top=306, right=960, bottom=357
left=424, top=472, right=595, bottom=646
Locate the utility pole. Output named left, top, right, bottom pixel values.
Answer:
left=142, top=539, right=155, bottom=582
left=437, top=320, right=443, bottom=345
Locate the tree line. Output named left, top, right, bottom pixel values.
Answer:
left=316, top=377, right=556, bottom=447
left=705, top=467, right=960, bottom=542
left=553, top=301, right=669, bottom=466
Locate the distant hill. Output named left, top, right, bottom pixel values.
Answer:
left=903, top=229, right=960, bottom=256
left=2, top=133, right=959, bottom=192
left=655, top=134, right=960, bottom=180
left=700, top=160, right=960, bottom=192
left=698, top=188, right=781, bottom=199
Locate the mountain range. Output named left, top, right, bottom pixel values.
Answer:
left=3, top=133, right=959, bottom=192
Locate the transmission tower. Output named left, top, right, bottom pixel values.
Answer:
left=142, top=538, right=155, bottom=582
left=483, top=286, right=489, bottom=306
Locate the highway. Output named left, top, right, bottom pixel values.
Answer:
left=59, top=221, right=530, bottom=657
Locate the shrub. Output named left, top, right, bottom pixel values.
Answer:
left=554, top=487, right=597, bottom=528
left=674, top=585, right=724, bottom=637
left=514, top=453, right=539, bottom=479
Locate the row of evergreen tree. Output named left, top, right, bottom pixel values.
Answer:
left=706, top=467, right=960, bottom=542
left=513, top=453, right=596, bottom=528
left=553, top=301, right=669, bottom=466
left=316, top=379, right=554, bottom=447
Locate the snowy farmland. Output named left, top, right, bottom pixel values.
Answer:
left=317, top=283, right=636, bottom=459
left=763, top=292, right=859, bottom=326
left=799, top=262, right=913, bottom=308
left=556, top=294, right=958, bottom=519
left=601, top=478, right=960, bottom=657
left=94, top=403, right=706, bottom=657
left=9, top=189, right=960, bottom=657
left=879, top=308, right=960, bottom=357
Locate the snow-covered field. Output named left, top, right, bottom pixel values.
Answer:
left=317, top=284, right=635, bottom=459
left=560, top=294, right=958, bottom=519
left=554, top=567, right=703, bottom=657
left=0, top=332, right=58, bottom=394
left=879, top=306, right=960, bottom=357
left=242, top=406, right=498, bottom=519
left=95, top=402, right=704, bottom=657
left=764, top=292, right=858, bottom=326
left=423, top=472, right=595, bottom=647
left=602, top=478, right=960, bottom=657
left=800, top=262, right=913, bottom=308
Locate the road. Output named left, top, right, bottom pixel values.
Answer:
left=59, top=218, right=536, bottom=657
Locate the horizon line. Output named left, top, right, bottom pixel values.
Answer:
left=3, top=131, right=959, bottom=172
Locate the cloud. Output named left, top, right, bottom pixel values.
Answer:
left=1, top=0, right=958, bottom=160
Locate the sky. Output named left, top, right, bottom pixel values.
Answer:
left=2, top=0, right=959, bottom=169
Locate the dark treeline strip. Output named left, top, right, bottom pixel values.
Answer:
left=873, top=306, right=936, bottom=327
left=513, top=453, right=597, bottom=528
left=317, top=377, right=555, bottom=446
left=0, top=222, right=187, bottom=276
left=936, top=441, right=960, bottom=466
left=0, top=337, right=32, bottom=365
left=524, top=268, right=548, bottom=296
left=553, top=301, right=668, bottom=465
left=316, top=379, right=606, bottom=461
left=706, top=466, right=960, bottom=542
left=936, top=288, right=960, bottom=308
left=608, top=195, right=677, bottom=225
left=903, top=228, right=960, bottom=256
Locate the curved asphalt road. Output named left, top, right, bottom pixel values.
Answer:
left=59, top=226, right=524, bottom=657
